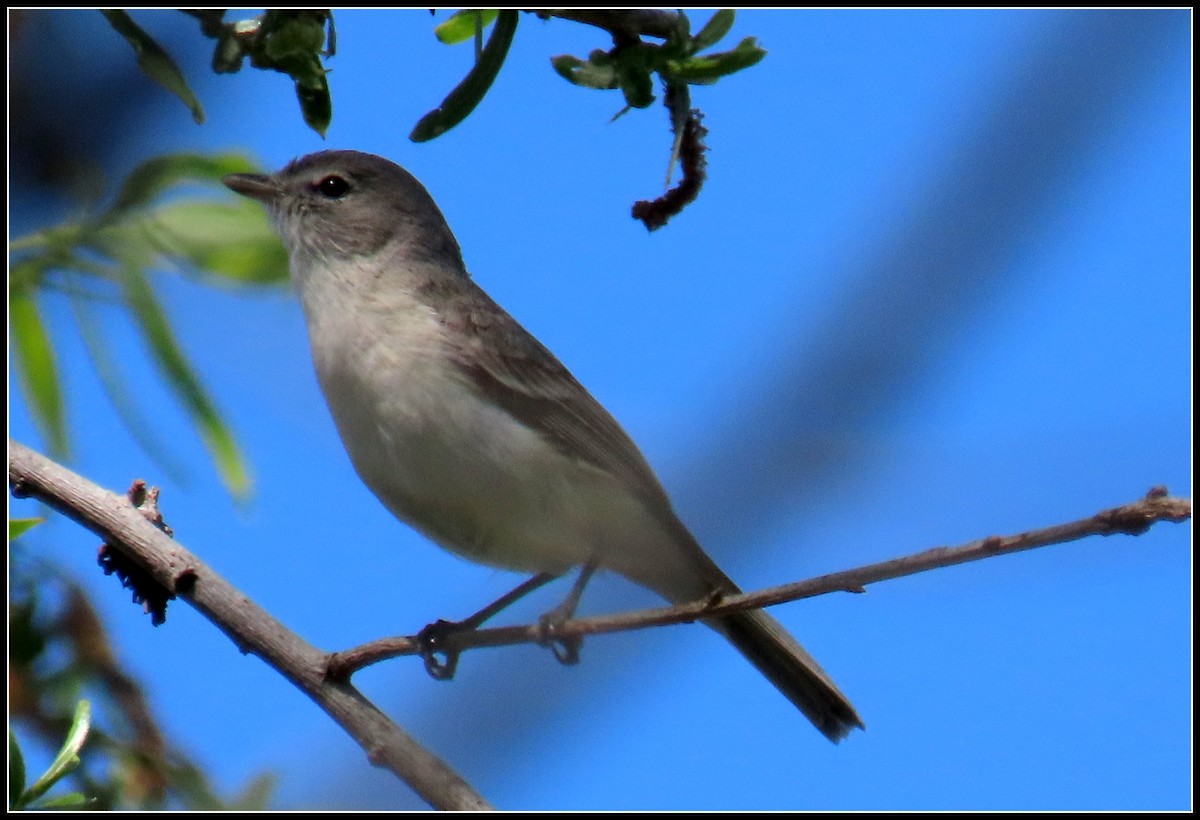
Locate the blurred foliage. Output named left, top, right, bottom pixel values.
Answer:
left=9, top=152, right=289, bottom=498
left=9, top=700, right=93, bottom=810
left=101, top=10, right=206, bottom=125
left=8, top=528, right=277, bottom=810
left=10, top=518, right=44, bottom=540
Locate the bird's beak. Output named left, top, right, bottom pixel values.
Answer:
left=223, top=173, right=282, bottom=204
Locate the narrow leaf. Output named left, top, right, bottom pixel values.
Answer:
left=692, top=9, right=735, bottom=52
left=295, top=71, right=332, bottom=138
left=100, top=10, right=205, bottom=124
left=9, top=518, right=44, bottom=541
left=410, top=10, right=518, bottom=142
left=434, top=9, right=498, bottom=45
left=672, top=8, right=691, bottom=42
left=616, top=56, right=655, bottom=109
left=31, top=793, right=92, bottom=810
left=551, top=51, right=618, bottom=90
left=9, top=288, right=68, bottom=456
left=229, top=773, right=278, bottom=811
left=9, top=732, right=26, bottom=809
left=255, top=10, right=334, bottom=136
left=23, top=701, right=90, bottom=804
left=142, top=200, right=290, bottom=284
left=122, top=266, right=251, bottom=498
left=665, top=37, right=767, bottom=85
left=106, top=153, right=259, bottom=220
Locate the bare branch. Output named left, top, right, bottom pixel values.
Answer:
left=7, top=439, right=492, bottom=812
left=10, top=435, right=1189, bottom=802
left=330, top=487, right=1191, bottom=675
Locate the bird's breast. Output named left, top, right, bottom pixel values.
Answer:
left=299, top=284, right=610, bottom=573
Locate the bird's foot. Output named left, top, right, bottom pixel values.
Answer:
left=416, top=618, right=468, bottom=680
left=536, top=602, right=583, bottom=666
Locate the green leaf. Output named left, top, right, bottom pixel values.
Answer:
left=31, top=792, right=92, bottom=810
left=84, top=226, right=157, bottom=276
left=142, top=200, right=290, bottom=284
left=665, top=36, right=767, bottom=85
left=619, top=69, right=655, bottom=108
left=672, top=8, right=692, bottom=41
left=106, top=153, right=259, bottom=220
left=692, top=9, right=736, bottom=52
left=435, top=9, right=498, bottom=45
left=615, top=47, right=656, bottom=109
left=9, top=518, right=43, bottom=541
left=9, top=288, right=68, bottom=456
left=211, top=29, right=245, bottom=73
left=9, top=732, right=26, bottom=810
left=101, top=10, right=205, bottom=124
left=229, top=773, right=278, bottom=811
left=551, top=50, right=618, bottom=90
left=247, top=11, right=334, bottom=136
left=295, top=70, right=332, bottom=138
left=410, top=10, right=519, bottom=142
left=7, top=597, right=47, bottom=669
left=261, top=11, right=326, bottom=59
left=22, top=700, right=90, bottom=805
left=122, top=266, right=251, bottom=498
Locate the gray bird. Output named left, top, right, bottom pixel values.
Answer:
left=224, top=150, right=863, bottom=741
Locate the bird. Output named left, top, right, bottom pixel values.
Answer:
left=224, top=150, right=863, bottom=741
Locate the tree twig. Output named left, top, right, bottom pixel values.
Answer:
left=7, top=439, right=492, bottom=812
left=10, top=437, right=1191, bottom=801
left=329, top=487, right=1191, bottom=676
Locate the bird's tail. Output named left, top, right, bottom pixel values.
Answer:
left=622, top=515, right=863, bottom=741
left=709, top=605, right=864, bottom=742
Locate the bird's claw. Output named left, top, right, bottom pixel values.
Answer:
left=417, top=618, right=464, bottom=680
left=537, top=610, right=582, bottom=666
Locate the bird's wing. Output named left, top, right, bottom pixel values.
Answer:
left=437, top=279, right=675, bottom=515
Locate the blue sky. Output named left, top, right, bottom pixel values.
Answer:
left=9, top=9, right=1191, bottom=810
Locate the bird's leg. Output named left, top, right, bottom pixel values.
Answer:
left=537, top=560, right=598, bottom=666
left=418, top=571, right=559, bottom=680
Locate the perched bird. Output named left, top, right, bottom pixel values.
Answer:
left=225, top=150, right=863, bottom=741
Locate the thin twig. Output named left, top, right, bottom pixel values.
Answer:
left=330, top=487, right=1191, bottom=675
left=10, top=437, right=1190, bottom=799
left=7, top=439, right=492, bottom=812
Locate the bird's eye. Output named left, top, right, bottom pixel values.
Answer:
left=315, top=175, right=350, bottom=198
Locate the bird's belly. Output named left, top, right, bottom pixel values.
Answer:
left=319, top=352, right=634, bottom=574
